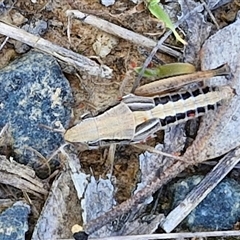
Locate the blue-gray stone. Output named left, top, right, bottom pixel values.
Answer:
left=171, top=176, right=240, bottom=231
left=0, top=51, right=73, bottom=176
left=0, top=201, right=30, bottom=240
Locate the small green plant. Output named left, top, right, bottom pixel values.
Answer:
left=145, top=0, right=187, bottom=45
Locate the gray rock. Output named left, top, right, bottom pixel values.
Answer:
left=171, top=176, right=240, bottom=231
left=0, top=201, right=30, bottom=240
left=0, top=51, right=73, bottom=176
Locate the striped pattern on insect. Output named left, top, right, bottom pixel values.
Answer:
left=64, top=85, right=234, bottom=148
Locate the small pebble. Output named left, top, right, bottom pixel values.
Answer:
left=100, top=0, right=115, bottom=7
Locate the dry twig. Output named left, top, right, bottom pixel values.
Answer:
left=61, top=230, right=240, bottom=240
left=0, top=21, right=112, bottom=78
left=66, top=10, right=180, bottom=58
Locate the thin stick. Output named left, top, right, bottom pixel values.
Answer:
left=0, top=21, right=112, bottom=78
left=62, top=230, right=240, bottom=240
left=107, top=143, right=116, bottom=177
left=0, top=36, right=9, bottom=50
left=98, top=230, right=240, bottom=240
left=66, top=10, right=180, bottom=58
left=0, top=123, right=9, bottom=138
left=133, top=144, right=184, bottom=161
left=0, top=155, right=48, bottom=196
left=200, top=0, right=220, bottom=29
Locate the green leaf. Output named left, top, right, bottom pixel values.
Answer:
left=146, top=0, right=187, bottom=45
left=135, top=63, right=196, bottom=78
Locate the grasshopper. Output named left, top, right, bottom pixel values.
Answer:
left=64, top=64, right=234, bottom=147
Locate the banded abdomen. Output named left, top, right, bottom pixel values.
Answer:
left=128, top=86, right=233, bottom=142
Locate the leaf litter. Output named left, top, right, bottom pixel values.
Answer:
left=0, top=0, right=240, bottom=239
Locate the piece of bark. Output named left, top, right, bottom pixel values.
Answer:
left=0, top=155, right=48, bottom=197
left=31, top=169, right=81, bottom=239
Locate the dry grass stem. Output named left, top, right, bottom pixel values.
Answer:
left=133, top=144, right=184, bottom=161
left=66, top=10, right=180, bottom=58
left=0, top=21, right=112, bottom=78
left=131, top=3, right=204, bottom=92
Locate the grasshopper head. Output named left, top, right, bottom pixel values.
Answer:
left=64, top=118, right=99, bottom=144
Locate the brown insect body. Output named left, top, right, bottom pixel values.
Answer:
left=64, top=86, right=233, bottom=147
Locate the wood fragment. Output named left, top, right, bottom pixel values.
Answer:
left=70, top=230, right=240, bottom=239
left=0, top=21, right=112, bottom=78
left=31, top=168, right=81, bottom=239
left=66, top=10, right=180, bottom=58
left=0, top=155, right=48, bottom=197
left=0, top=199, right=16, bottom=209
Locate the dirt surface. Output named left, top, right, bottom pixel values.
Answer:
left=0, top=0, right=240, bottom=239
